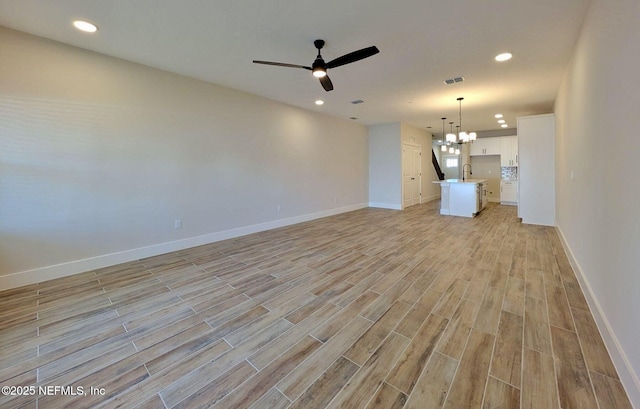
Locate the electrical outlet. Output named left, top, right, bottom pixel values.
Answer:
left=174, top=219, right=182, bottom=229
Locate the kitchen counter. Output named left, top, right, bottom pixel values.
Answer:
left=433, top=179, right=488, bottom=217
left=433, top=178, right=488, bottom=185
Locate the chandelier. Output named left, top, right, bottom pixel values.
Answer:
left=440, top=97, right=475, bottom=155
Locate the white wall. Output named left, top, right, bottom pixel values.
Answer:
left=400, top=123, right=439, bottom=202
left=368, top=123, right=402, bottom=209
left=517, top=114, right=555, bottom=226
left=554, top=0, right=640, bottom=404
left=0, top=27, right=369, bottom=289
left=470, top=155, right=501, bottom=202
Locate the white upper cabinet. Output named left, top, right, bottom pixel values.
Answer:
left=500, top=135, right=518, bottom=166
left=469, top=137, right=500, bottom=156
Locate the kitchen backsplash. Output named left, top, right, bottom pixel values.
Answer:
left=501, top=166, right=518, bottom=180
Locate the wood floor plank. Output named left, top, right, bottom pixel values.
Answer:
left=525, top=268, right=546, bottom=300
left=104, top=337, right=231, bottom=408
left=403, top=352, right=458, bottom=409
left=159, top=320, right=290, bottom=407
left=523, top=295, right=552, bottom=354
left=248, top=387, right=292, bottom=409
left=443, top=329, right=495, bottom=409
left=563, top=278, right=591, bottom=311
left=490, top=311, right=523, bottom=387
left=395, top=288, right=442, bottom=339
left=211, top=336, right=321, bottom=409
left=365, top=382, right=408, bottom=409
left=550, top=325, right=599, bottom=409
left=502, top=276, right=525, bottom=315
left=590, top=371, right=634, bottom=409
left=386, top=313, right=448, bottom=394
left=482, top=376, right=520, bottom=409
left=289, top=356, right=359, bottom=409
left=172, top=360, right=257, bottom=408
left=360, top=279, right=412, bottom=322
left=521, top=348, right=559, bottom=409
left=344, top=301, right=410, bottom=366
left=435, top=298, right=479, bottom=360
left=279, top=315, right=373, bottom=400
left=571, top=307, right=620, bottom=380
left=326, top=332, right=409, bottom=409
left=545, top=284, right=574, bottom=331
left=132, top=393, right=165, bottom=409
left=310, top=291, right=378, bottom=343
left=243, top=303, right=341, bottom=370
left=473, top=285, right=504, bottom=335
left=432, top=279, right=469, bottom=319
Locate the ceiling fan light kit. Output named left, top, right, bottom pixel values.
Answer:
left=253, top=39, right=379, bottom=91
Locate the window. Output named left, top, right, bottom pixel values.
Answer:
left=446, top=158, right=458, bottom=168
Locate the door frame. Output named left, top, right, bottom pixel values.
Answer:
left=402, top=142, right=422, bottom=209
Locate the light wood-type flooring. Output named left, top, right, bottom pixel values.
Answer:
left=0, top=201, right=633, bottom=408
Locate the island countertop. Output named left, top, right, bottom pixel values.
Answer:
left=432, top=178, right=488, bottom=185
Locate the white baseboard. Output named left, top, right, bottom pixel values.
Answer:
left=556, top=227, right=640, bottom=407
left=368, top=202, right=402, bottom=210
left=0, top=203, right=368, bottom=291
left=421, top=194, right=441, bottom=203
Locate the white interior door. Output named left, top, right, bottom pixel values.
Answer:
left=402, top=143, right=421, bottom=208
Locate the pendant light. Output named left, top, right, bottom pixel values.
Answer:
left=446, top=120, right=456, bottom=143
left=446, top=121, right=455, bottom=143
left=447, top=122, right=456, bottom=154
left=456, top=97, right=477, bottom=144
left=441, top=117, right=447, bottom=152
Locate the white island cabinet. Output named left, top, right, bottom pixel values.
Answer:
left=433, top=179, right=488, bottom=217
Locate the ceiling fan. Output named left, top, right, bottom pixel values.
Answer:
left=253, top=39, right=379, bottom=91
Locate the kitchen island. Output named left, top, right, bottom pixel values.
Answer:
left=433, top=179, right=488, bottom=217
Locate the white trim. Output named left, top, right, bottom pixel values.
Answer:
left=421, top=194, right=441, bottom=203
left=556, top=226, right=640, bottom=407
left=0, top=203, right=368, bottom=291
left=368, top=202, right=402, bottom=210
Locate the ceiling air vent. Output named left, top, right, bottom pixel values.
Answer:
left=351, top=99, right=364, bottom=104
left=443, top=76, right=465, bottom=85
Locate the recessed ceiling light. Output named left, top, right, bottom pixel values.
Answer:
left=495, top=114, right=503, bottom=118
left=73, top=20, right=98, bottom=33
left=315, top=100, right=324, bottom=105
left=495, top=52, right=512, bottom=62
left=501, top=124, right=509, bottom=128
left=498, top=119, right=506, bottom=124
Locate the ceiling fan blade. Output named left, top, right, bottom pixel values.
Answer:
left=319, top=75, right=333, bottom=91
left=253, top=60, right=311, bottom=70
left=326, top=46, right=379, bottom=69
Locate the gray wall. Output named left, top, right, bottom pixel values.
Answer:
left=0, top=27, right=369, bottom=288
left=368, top=123, right=402, bottom=209
left=554, top=0, right=640, bottom=403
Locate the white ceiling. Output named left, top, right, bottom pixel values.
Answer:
left=0, top=0, right=591, bottom=136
